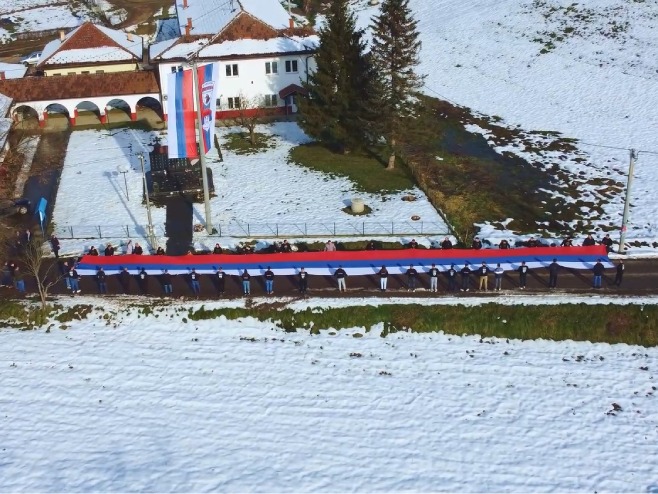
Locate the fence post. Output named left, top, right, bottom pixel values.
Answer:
left=69, top=226, right=73, bottom=238
left=421, top=222, right=424, bottom=235
left=247, top=223, right=250, bottom=236
left=97, top=226, right=102, bottom=239
left=333, top=222, right=336, bottom=236
left=304, top=223, right=307, bottom=236
left=125, top=226, right=129, bottom=238
left=218, top=224, right=222, bottom=237
left=362, top=222, right=365, bottom=235
left=391, top=222, right=394, bottom=235
left=276, top=224, right=279, bottom=237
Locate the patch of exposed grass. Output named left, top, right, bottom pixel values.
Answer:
left=288, top=143, right=416, bottom=193
left=223, top=132, right=275, bottom=155
left=187, top=303, right=658, bottom=347
left=341, top=204, right=373, bottom=216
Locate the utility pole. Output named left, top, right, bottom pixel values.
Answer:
left=191, top=60, right=214, bottom=234
left=618, top=149, right=637, bottom=254
left=139, top=153, right=158, bottom=250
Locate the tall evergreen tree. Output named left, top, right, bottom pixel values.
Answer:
left=298, top=0, right=373, bottom=153
left=369, top=0, right=424, bottom=169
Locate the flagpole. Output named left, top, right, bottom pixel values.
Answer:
left=191, top=59, right=214, bottom=235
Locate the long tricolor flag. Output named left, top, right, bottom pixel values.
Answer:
left=167, top=63, right=219, bottom=159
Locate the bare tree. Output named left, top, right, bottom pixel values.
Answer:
left=227, top=93, right=272, bottom=146
left=21, top=238, right=63, bottom=312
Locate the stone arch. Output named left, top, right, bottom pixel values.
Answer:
left=44, top=103, right=71, bottom=128
left=103, top=98, right=132, bottom=125
left=136, top=96, right=163, bottom=123
left=12, top=104, right=39, bottom=129
left=75, top=100, right=102, bottom=124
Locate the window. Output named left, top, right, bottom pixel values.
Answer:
left=170, top=65, right=183, bottom=73
left=264, top=94, right=278, bottom=107
left=225, top=63, right=238, bottom=77
left=265, top=61, right=278, bottom=74
left=215, top=98, right=221, bottom=108
left=96, top=70, right=105, bottom=74
left=285, top=60, right=298, bottom=73
left=81, top=71, right=90, bottom=74
left=68, top=72, right=76, bottom=75
left=227, top=97, right=241, bottom=109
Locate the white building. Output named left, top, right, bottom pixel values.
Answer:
left=150, top=0, right=318, bottom=119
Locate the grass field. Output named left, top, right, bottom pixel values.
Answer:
left=4, top=299, right=653, bottom=347
left=289, top=142, right=417, bottom=194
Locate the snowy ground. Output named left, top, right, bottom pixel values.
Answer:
left=0, top=4, right=86, bottom=43
left=51, top=123, right=448, bottom=253
left=1, top=298, right=657, bottom=492
left=354, top=0, right=658, bottom=246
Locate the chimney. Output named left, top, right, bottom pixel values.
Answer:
left=127, top=32, right=133, bottom=41
left=185, top=17, right=192, bottom=36
left=183, top=0, right=188, bottom=8
left=289, top=18, right=294, bottom=29
left=59, top=29, right=66, bottom=41
left=0, top=71, right=5, bottom=80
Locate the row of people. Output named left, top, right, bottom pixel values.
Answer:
left=44, top=259, right=624, bottom=297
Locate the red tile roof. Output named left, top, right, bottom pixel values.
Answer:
left=0, top=71, right=159, bottom=103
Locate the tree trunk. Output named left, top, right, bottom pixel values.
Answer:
left=387, top=137, right=396, bottom=170
left=250, top=127, right=256, bottom=146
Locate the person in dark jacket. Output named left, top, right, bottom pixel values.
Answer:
left=601, top=234, right=613, bottom=253
left=334, top=266, right=347, bottom=292
left=104, top=243, right=115, bottom=256
left=13, top=267, right=25, bottom=293
left=548, top=258, right=559, bottom=288
left=213, top=243, right=223, bottom=254
left=477, top=262, right=490, bottom=291
left=561, top=237, right=573, bottom=247
left=281, top=240, right=292, bottom=253
left=161, top=269, right=173, bottom=295
left=446, top=264, right=457, bottom=291
left=134, top=243, right=144, bottom=255
left=406, top=265, right=418, bottom=291
left=428, top=263, right=440, bottom=292
left=407, top=239, right=418, bottom=249
left=526, top=237, right=539, bottom=248
left=215, top=267, right=226, bottom=295
left=137, top=267, right=148, bottom=294
left=471, top=237, right=482, bottom=250
left=68, top=266, right=80, bottom=294
left=583, top=234, right=596, bottom=247
left=460, top=263, right=471, bottom=291
left=592, top=259, right=605, bottom=288
left=50, top=235, right=60, bottom=259
left=365, top=240, right=376, bottom=251
left=614, top=260, right=624, bottom=287
left=96, top=267, right=107, bottom=294
left=498, top=239, right=510, bottom=250
left=241, top=269, right=251, bottom=295
left=88, top=245, right=99, bottom=256
left=189, top=269, right=200, bottom=295
left=378, top=266, right=388, bottom=292
left=155, top=247, right=166, bottom=255
left=298, top=267, right=309, bottom=295
left=494, top=263, right=504, bottom=291
left=264, top=267, right=275, bottom=294
left=518, top=261, right=529, bottom=289
left=119, top=267, right=131, bottom=294
left=441, top=237, right=453, bottom=250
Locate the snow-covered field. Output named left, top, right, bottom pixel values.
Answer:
left=51, top=123, right=447, bottom=252
left=0, top=4, right=86, bottom=43
left=1, top=299, right=657, bottom=492
left=353, top=0, right=658, bottom=244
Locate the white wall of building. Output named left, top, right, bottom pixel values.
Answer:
left=158, top=54, right=315, bottom=113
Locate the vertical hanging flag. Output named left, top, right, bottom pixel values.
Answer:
left=167, top=68, right=198, bottom=159
left=196, top=62, right=219, bottom=155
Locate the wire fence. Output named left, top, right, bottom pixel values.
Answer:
left=52, top=221, right=449, bottom=239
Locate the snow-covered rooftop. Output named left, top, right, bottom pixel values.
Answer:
left=39, top=22, right=143, bottom=67
left=0, top=62, right=27, bottom=79
left=0, top=91, right=12, bottom=116
left=174, top=0, right=291, bottom=36
left=198, top=35, right=319, bottom=58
